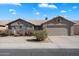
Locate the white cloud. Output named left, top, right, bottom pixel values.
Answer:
left=32, top=8, right=37, bottom=11
left=35, top=12, right=40, bottom=15
left=32, top=8, right=40, bottom=15
left=39, top=3, right=48, bottom=7
left=44, top=14, right=47, bottom=17
left=73, top=6, right=78, bottom=9
left=12, top=12, right=16, bottom=15
left=12, top=3, right=21, bottom=6
left=9, top=9, right=16, bottom=12
left=60, top=10, right=67, bottom=13
left=38, top=3, right=57, bottom=9
left=0, top=3, right=22, bottom=6
left=9, top=9, right=16, bottom=15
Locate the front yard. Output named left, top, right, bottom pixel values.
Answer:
left=0, top=36, right=79, bottom=49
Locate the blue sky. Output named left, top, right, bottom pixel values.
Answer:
left=0, top=3, right=79, bottom=21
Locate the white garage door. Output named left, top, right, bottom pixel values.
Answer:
left=46, top=27, right=68, bottom=36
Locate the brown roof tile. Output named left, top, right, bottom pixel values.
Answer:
left=27, top=20, right=48, bottom=25
left=0, top=20, right=48, bottom=26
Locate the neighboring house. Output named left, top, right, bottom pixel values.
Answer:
left=0, top=16, right=75, bottom=36
left=74, top=21, right=79, bottom=35
left=0, top=25, right=6, bottom=31
left=0, top=21, right=8, bottom=31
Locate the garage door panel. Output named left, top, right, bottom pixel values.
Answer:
left=47, top=28, right=68, bottom=36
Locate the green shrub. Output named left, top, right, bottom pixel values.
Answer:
left=33, top=30, right=47, bottom=41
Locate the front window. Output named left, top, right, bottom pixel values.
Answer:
left=20, top=26, right=22, bottom=29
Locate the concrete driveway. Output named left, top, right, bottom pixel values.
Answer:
left=48, top=36, right=79, bottom=48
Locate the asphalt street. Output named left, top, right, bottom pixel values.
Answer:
left=0, top=49, right=79, bottom=56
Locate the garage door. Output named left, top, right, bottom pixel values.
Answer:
left=46, top=27, right=68, bottom=36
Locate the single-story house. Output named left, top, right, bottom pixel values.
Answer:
left=6, top=16, right=75, bottom=36
left=0, top=16, right=75, bottom=36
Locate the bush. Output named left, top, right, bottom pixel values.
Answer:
left=0, top=29, right=14, bottom=36
left=25, top=30, right=34, bottom=36
left=0, top=30, right=9, bottom=36
left=33, top=30, right=47, bottom=41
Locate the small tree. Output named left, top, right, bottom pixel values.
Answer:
left=33, top=30, right=47, bottom=41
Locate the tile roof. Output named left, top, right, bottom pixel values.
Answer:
left=0, top=20, right=48, bottom=26
left=0, top=16, right=77, bottom=26
left=27, top=20, right=48, bottom=25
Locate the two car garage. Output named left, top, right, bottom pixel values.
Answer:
left=42, top=16, right=75, bottom=36
left=46, top=24, right=68, bottom=36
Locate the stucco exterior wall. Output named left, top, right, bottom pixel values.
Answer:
left=71, top=26, right=74, bottom=36
left=9, top=21, right=34, bottom=31
left=74, top=25, right=79, bottom=35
